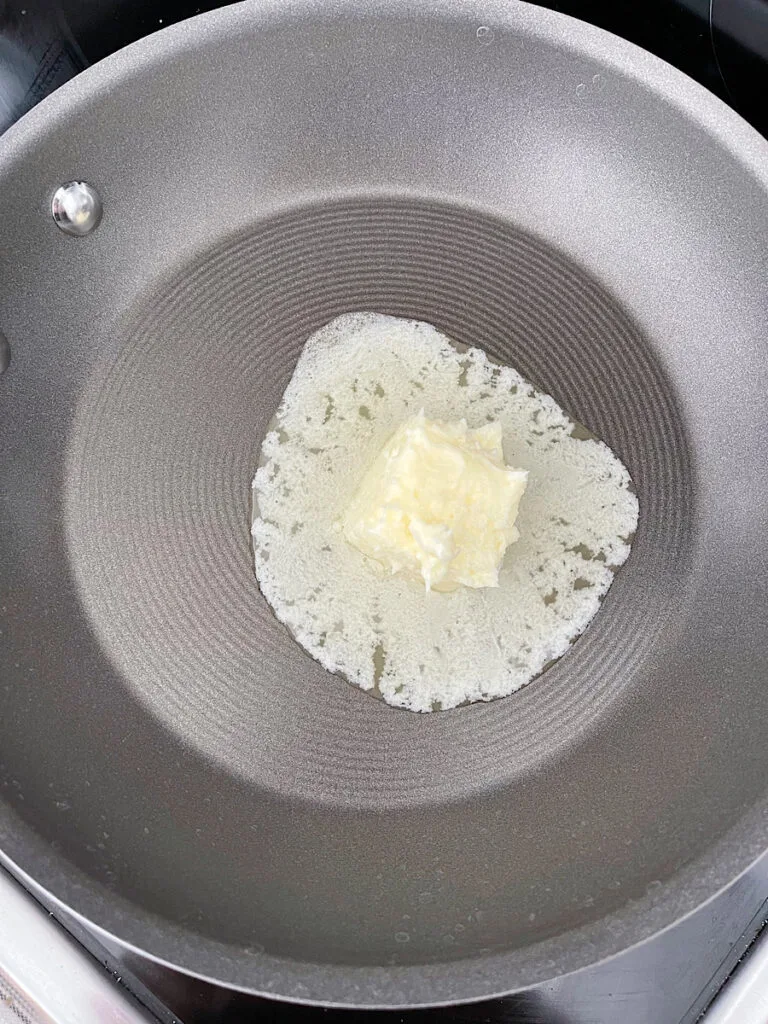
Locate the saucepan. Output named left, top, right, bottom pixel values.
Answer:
left=1, top=0, right=767, bottom=1007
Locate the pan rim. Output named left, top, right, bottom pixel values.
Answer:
left=2, top=818, right=768, bottom=1009
left=2, top=0, right=768, bottom=1006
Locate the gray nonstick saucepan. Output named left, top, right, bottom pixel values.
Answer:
left=1, top=0, right=767, bottom=1008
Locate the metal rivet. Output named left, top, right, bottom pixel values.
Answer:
left=52, top=181, right=102, bottom=236
left=0, top=332, right=10, bottom=375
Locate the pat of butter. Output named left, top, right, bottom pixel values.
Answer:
left=342, top=412, right=527, bottom=591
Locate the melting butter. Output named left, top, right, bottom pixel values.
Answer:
left=251, top=313, right=639, bottom=712
left=342, top=412, right=527, bottom=592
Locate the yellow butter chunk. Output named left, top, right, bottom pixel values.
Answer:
left=342, top=411, right=528, bottom=591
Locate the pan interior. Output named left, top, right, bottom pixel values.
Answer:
left=5, top=194, right=696, bottom=968
left=65, top=197, right=690, bottom=809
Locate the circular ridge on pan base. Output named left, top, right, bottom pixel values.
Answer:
left=65, top=196, right=693, bottom=810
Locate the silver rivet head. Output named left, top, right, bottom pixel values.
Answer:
left=52, top=181, right=102, bottom=236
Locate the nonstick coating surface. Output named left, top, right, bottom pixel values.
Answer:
left=1, top=0, right=768, bottom=1008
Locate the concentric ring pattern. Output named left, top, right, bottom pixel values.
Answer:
left=65, top=197, right=693, bottom=808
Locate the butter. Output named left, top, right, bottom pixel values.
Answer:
left=342, top=412, right=527, bottom=591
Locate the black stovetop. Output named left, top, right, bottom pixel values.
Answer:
left=2, top=2, right=767, bottom=1022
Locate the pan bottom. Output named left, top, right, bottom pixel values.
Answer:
left=44, top=195, right=695, bottom=969
left=64, top=195, right=691, bottom=811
